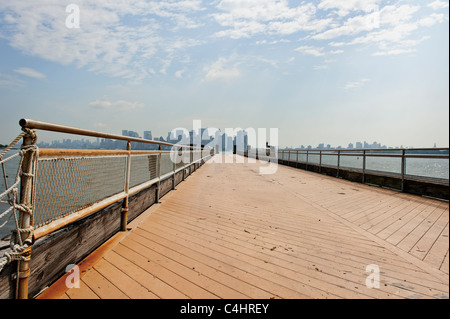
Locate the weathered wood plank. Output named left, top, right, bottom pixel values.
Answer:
left=424, top=223, right=449, bottom=269
left=104, top=250, right=185, bottom=299
left=79, top=268, right=128, bottom=299
left=92, top=257, right=159, bottom=299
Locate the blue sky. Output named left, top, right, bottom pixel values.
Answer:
left=0, top=0, right=448, bottom=148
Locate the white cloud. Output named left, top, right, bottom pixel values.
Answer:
left=372, top=48, right=416, bottom=56
left=427, top=0, right=449, bottom=11
left=0, top=73, right=25, bottom=89
left=0, top=0, right=447, bottom=82
left=175, top=69, right=186, bottom=78
left=318, top=0, right=380, bottom=17
left=212, top=0, right=332, bottom=38
left=203, top=56, right=241, bottom=81
left=313, top=65, right=329, bottom=70
left=88, top=98, right=143, bottom=111
left=343, top=78, right=370, bottom=89
left=295, top=45, right=325, bottom=57
left=319, top=2, right=446, bottom=57
left=310, top=2, right=448, bottom=58
left=312, top=11, right=381, bottom=40
left=0, top=1, right=204, bottom=81
left=418, top=13, right=445, bottom=27
left=13, top=67, right=46, bottom=79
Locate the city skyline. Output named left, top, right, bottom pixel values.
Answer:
left=31, top=124, right=438, bottom=151
left=0, top=1, right=448, bottom=148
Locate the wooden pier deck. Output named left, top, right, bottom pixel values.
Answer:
left=37, top=155, right=449, bottom=299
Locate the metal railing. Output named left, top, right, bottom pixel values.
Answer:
left=278, top=148, right=449, bottom=190
left=0, top=119, right=214, bottom=298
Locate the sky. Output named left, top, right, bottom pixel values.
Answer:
left=0, top=0, right=449, bottom=149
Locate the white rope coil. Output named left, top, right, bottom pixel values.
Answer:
left=0, top=129, right=37, bottom=273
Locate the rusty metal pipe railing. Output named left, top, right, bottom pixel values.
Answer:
left=2, top=119, right=214, bottom=299
left=19, top=118, right=197, bottom=149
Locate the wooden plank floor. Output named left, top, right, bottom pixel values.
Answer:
left=38, top=155, right=449, bottom=299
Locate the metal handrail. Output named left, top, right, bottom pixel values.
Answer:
left=278, top=148, right=449, bottom=190
left=4, top=119, right=214, bottom=239
left=282, top=147, right=449, bottom=152
left=19, top=118, right=201, bottom=150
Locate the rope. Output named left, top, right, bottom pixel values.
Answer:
left=0, top=128, right=37, bottom=274
left=0, top=133, right=26, bottom=160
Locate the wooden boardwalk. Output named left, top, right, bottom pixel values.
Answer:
left=37, top=155, right=449, bottom=299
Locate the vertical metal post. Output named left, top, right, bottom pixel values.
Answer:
left=156, top=145, right=161, bottom=203
left=401, top=149, right=406, bottom=192
left=121, top=141, right=131, bottom=232
left=337, top=150, right=340, bottom=178
left=172, top=147, right=176, bottom=190
left=306, top=151, right=309, bottom=171
left=16, top=131, right=37, bottom=299
left=362, top=150, right=366, bottom=184
left=319, top=151, right=322, bottom=173
left=296, top=150, right=299, bottom=168
left=190, top=149, right=193, bottom=174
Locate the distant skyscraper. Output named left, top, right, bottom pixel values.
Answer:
left=129, top=131, right=139, bottom=138
left=122, top=130, right=139, bottom=138
left=236, top=130, right=248, bottom=152
left=143, top=131, right=152, bottom=140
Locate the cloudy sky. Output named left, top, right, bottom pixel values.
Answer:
left=0, top=0, right=448, bottom=148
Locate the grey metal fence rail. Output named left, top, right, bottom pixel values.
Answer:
left=0, top=119, right=213, bottom=298
left=278, top=148, right=449, bottom=190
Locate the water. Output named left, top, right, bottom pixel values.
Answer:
left=282, top=152, right=449, bottom=180
left=1, top=149, right=21, bottom=240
